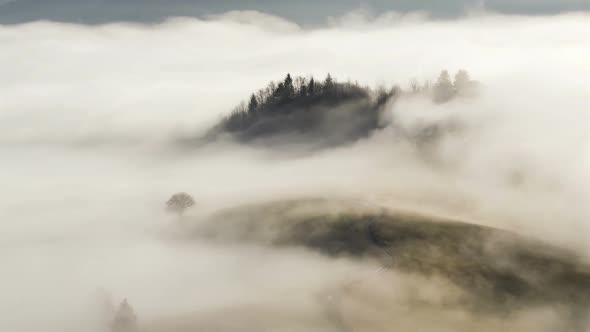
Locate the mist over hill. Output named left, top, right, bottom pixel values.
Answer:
left=177, top=198, right=590, bottom=331
left=196, top=70, right=476, bottom=150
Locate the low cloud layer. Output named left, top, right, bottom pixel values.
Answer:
left=0, top=0, right=589, bottom=25
left=0, top=10, right=589, bottom=331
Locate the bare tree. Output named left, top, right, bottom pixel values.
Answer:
left=166, top=192, right=195, bottom=216
left=295, top=76, right=307, bottom=96
left=256, top=88, right=266, bottom=108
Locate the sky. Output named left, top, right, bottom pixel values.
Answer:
left=0, top=0, right=589, bottom=25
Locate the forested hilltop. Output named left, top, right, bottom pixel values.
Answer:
left=202, top=70, right=478, bottom=148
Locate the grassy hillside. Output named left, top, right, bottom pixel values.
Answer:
left=190, top=198, right=590, bottom=325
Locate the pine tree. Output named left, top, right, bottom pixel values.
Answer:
left=433, top=70, right=454, bottom=103
left=324, top=73, right=334, bottom=93
left=308, top=77, right=316, bottom=95
left=247, top=94, right=258, bottom=113
left=283, top=73, right=295, bottom=99
left=274, top=82, right=285, bottom=99
left=453, top=70, right=470, bottom=91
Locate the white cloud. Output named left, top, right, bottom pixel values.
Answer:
left=0, top=11, right=589, bottom=331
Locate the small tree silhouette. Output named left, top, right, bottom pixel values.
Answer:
left=283, top=73, right=295, bottom=99
left=323, top=73, right=335, bottom=93
left=166, top=192, right=195, bottom=216
left=453, top=69, right=470, bottom=90
left=308, top=77, right=316, bottom=95
left=433, top=70, right=454, bottom=103
left=111, top=299, right=138, bottom=332
left=247, top=93, right=258, bottom=114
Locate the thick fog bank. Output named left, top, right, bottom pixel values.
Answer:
left=0, top=11, right=589, bottom=332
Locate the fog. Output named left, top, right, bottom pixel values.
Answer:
left=0, top=10, right=589, bottom=331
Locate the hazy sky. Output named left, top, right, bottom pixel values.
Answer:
left=0, top=0, right=589, bottom=25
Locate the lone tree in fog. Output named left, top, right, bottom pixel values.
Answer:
left=111, top=299, right=138, bottom=332
left=166, top=192, right=195, bottom=216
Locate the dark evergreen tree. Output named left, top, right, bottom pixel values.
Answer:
left=324, top=73, right=334, bottom=93
left=283, top=73, right=295, bottom=99
left=308, top=77, right=316, bottom=96
left=248, top=94, right=258, bottom=113
left=274, top=82, right=285, bottom=99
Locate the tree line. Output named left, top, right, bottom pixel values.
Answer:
left=229, top=69, right=476, bottom=123
left=409, top=69, right=477, bottom=102
left=223, top=73, right=384, bottom=133
left=209, top=70, right=476, bottom=145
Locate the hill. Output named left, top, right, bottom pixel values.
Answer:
left=201, top=74, right=396, bottom=148
left=193, top=71, right=478, bottom=150
left=181, top=198, right=590, bottom=331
